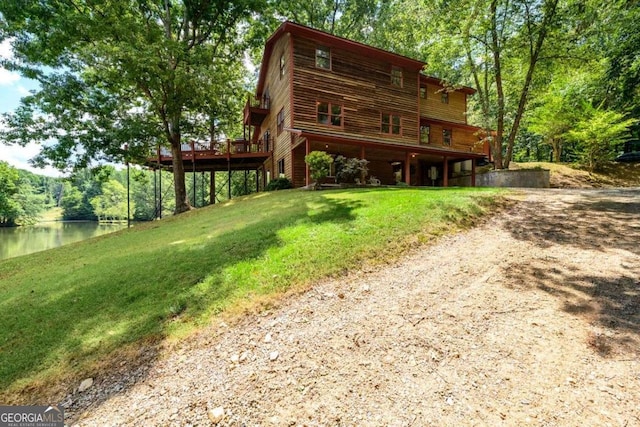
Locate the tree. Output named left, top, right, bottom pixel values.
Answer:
left=0, top=161, right=44, bottom=226
left=305, top=151, right=333, bottom=190
left=567, top=104, right=636, bottom=171
left=0, top=0, right=260, bottom=214
left=90, top=180, right=131, bottom=221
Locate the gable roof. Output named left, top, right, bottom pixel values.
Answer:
left=256, top=21, right=426, bottom=97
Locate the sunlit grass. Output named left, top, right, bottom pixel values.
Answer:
left=0, top=187, right=503, bottom=400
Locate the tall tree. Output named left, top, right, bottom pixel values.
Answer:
left=0, top=0, right=260, bottom=214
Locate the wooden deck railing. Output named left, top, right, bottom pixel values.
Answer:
left=152, top=137, right=272, bottom=162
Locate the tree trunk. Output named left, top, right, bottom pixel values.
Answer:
left=170, top=135, right=191, bottom=214
left=552, top=139, right=562, bottom=163
left=503, top=0, right=559, bottom=169
left=490, top=0, right=505, bottom=169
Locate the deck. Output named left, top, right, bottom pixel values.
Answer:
left=147, top=138, right=272, bottom=172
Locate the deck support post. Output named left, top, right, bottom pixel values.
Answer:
left=153, top=169, right=158, bottom=219
left=305, top=139, right=310, bottom=187
left=228, top=161, right=232, bottom=200
left=360, top=146, right=366, bottom=183
left=244, top=170, right=248, bottom=195
left=256, top=169, right=260, bottom=192
left=443, top=156, right=449, bottom=187
left=471, top=158, right=476, bottom=187
left=158, top=168, right=162, bottom=219
left=210, top=171, right=216, bottom=204
left=201, top=171, right=205, bottom=206
left=404, top=151, right=411, bottom=185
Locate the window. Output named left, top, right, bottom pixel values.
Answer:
left=420, top=87, right=427, bottom=99
left=443, top=129, right=452, bottom=146
left=277, top=108, right=284, bottom=135
left=441, top=92, right=449, bottom=104
left=277, top=158, right=285, bottom=177
left=381, top=113, right=401, bottom=135
left=316, top=102, right=343, bottom=127
left=420, top=125, right=430, bottom=144
left=316, top=46, right=331, bottom=69
left=391, top=66, right=403, bottom=87
left=279, top=53, right=285, bottom=78
left=263, top=130, right=271, bottom=151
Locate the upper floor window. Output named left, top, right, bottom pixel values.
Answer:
left=391, top=66, right=403, bottom=87
left=279, top=53, right=285, bottom=78
left=277, top=108, right=285, bottom=135
left=263, top=130, right=271, bottom=151
left=420, top=87, right=427, bottom=99
left=316, top=46, right=331, bottom=69
left=317, top=102, right=343, bottom=127
left=420, top=125, right=430, bottom=144
left=278, top=158, right=285, bottom=177
left=441, top=92, right=449, bottom=104
left=443, top=129, right=452, bottom=146
left=381, top=113, right=401, bottom=135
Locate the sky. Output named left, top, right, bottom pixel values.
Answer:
left=0, top=39, right=62, bottom=177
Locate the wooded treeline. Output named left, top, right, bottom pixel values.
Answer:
left=0, top=161, right=258, bottom=226
left=1, top=0, right=638, bottom=211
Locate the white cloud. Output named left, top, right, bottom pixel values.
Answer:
left=0, top=68, right=20, bottom=86
left=0, top=39, right=21, bottom=86
left=16, top=85, right=31, bottom=96
left=0, top=38, right=14, bottom=60
left=0, top=143, right=64, bottom=177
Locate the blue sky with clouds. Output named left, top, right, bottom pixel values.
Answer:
left=0, top=39, right=62, bottom=177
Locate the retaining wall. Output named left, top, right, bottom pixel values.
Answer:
left=448, top=169, right=550, bottom=188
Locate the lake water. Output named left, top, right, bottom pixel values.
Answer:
left=0, top=221, right=128, bottom=260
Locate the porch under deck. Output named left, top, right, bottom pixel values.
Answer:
left=145, top=139, right=272, bottom=202
left=289, top=130, right=486, bottom=188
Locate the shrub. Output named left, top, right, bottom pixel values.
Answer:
left=334, top=155, right=369, bottom=183
left=304, top=151, right=333, bottom=189
left=266, top=177, right=293, bottom=191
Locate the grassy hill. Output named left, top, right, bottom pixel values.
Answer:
left=512, top=161, right=640, bottom=188
left=0, top=187, right=502, bottom=403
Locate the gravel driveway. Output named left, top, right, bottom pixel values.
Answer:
left=69, top=188, right=640, bottom=426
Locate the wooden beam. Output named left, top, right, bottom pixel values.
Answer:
left=360, top=146, right=366, bottom=183
left=471, top=158, right=476, bottom=187
left=443, top=156, right=449, bottom=187
left=305, top=139, right=310, bottom=187
left=404, top=151, right=411, bottom=185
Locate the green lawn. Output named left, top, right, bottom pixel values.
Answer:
left=0, top=187, right=502, bottom=400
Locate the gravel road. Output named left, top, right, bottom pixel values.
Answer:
left=69, top=188, right=640, bottom=426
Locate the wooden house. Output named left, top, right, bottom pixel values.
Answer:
left=246, top=21, right=488, bottom=188
left=150, top=21, right=489, bottom=193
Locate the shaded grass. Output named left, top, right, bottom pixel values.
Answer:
left=0, top=187, right=502, bottom=400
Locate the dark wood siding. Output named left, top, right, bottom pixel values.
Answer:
left=292, top=37, right=419, bottom=145
left=257, top=34, right=293, bottom=180
left=424, top=122, right=483, bottom=153
left=420, top=83, right=468, bottom=124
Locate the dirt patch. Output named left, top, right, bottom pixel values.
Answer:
left=511, top=161, right=640, bottom=188
left=68, top=189, right=640, bottom=426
